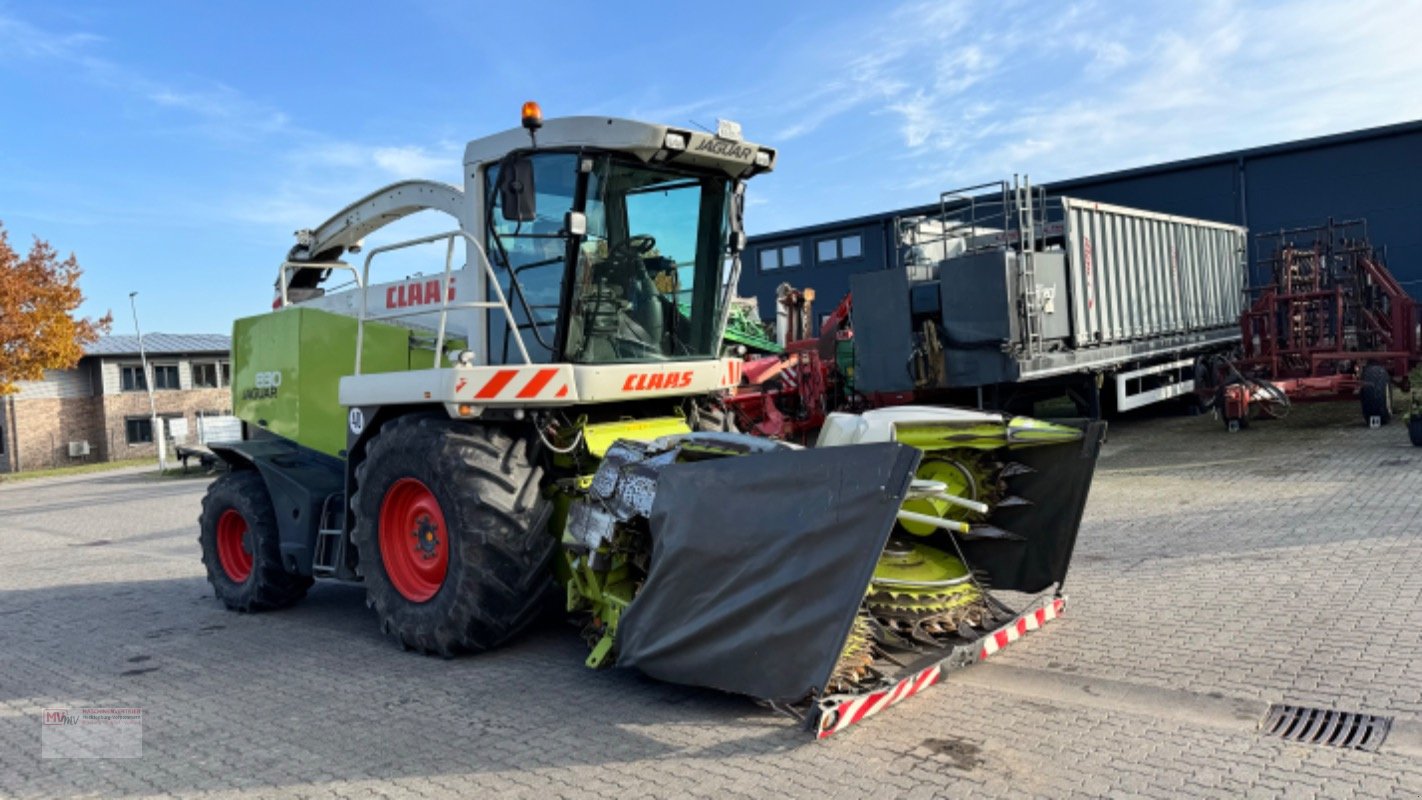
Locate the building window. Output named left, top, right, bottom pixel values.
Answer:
left=816, top=234, right=864, bottom=264
left=219, top=362, right=231, bottom=386
left=125, top=417, right=153, bottom=445
left=121, top=365, right=147, bottom=392
left=192, top=363, right=219, bottom=388
left=152, top=364, right=180, bottom=390
left=841, top=234, right=862, bottom=259
left=759, top=244, right=802, bottom=272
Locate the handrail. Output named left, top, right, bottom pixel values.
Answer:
left=277, top=261, right=361, bottom=307
left=354, top=229, right=532, bottom=375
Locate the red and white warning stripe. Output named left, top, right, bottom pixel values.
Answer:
left=818, top=664, right=942, bottom=739
left=460, top=367, right=569, bottom=401
left=979, top=596, right=1065, bottom=659
left=723, top=358, right=743, bottom=387
left=815, top=596, right=1067, bottom=739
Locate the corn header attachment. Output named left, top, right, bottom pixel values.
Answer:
left=562, top=407, right=1106, bottom=734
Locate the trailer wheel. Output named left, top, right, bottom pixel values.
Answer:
left=351, top=415, right=555, bottom=656
left=1359, top=365, right=1393, bottom=426
left=198, top=470, right=313, bottom=612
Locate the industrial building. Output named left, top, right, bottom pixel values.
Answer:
left=0, top=334, right=232, bottom=473
left=740, top=120, right=1422, bottom=319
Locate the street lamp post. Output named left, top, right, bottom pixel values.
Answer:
left=128, top=292, right=167, bottom=472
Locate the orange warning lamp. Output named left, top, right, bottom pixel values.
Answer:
left=521, top=101, right=543, bottom=130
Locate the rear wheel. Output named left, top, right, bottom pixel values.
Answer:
left=199, top=470, right=313, bottom=611
left=1360, top=365, right=1393, bottom=425
left=351, top=415, right=555, bottom=656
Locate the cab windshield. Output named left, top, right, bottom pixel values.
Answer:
left=567, top=157, right=731, bottom=362
left=485, top=153, right=732, bottom=364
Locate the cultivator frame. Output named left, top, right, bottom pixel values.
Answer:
left=1216, top=219, right=1420, bottom=428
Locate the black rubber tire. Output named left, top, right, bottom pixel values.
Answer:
left=351, top=415, right=555, bottom=656
left=198, top=470, right=313, bottom=612
left=1359, top=365, right=1393, bottom=425
left=1409, top=417, right=1422, bottom=447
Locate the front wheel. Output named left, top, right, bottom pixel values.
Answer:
left=198, top=470, right=313, bottom=612
left=350, top=416, right=555, bottom=656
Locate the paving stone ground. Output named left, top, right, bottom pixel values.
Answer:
left=3, top=401, right=1421, bottom=799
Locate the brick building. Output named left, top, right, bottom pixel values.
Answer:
left=0, top=334, right=231, bottom=473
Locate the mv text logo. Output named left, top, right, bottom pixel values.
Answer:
left=43, top=709, right=77, bottom=726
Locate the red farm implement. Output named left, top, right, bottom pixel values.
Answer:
left=1211, top=219, right=1420, bottom=431
left=721, top=285, right=854, bottom=442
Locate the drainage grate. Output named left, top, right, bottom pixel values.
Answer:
left=1260, top=704, right=1391, bottom=751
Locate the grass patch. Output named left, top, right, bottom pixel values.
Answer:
left=0, top=458, right=157, bottom=483
left=158, top=465, right=220, bottom=480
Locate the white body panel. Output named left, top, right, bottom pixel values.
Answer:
left=1112, top=357, right=1196, bottom=412
left=340, top=358, right=742, bottom=409
left=294, top=269, right=479, bottom=342
left=815, top=406, right=1006, bottom=448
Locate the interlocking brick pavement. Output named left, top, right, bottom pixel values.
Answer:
left=2, top=402, right=1421, bottom=798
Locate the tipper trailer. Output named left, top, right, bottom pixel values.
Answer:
left=199, top=106, right=1104, bottom=736
left=858, top=179, right=1250, bottom=415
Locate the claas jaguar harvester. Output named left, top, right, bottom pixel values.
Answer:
left=199, top=104, right=1106, bottom=737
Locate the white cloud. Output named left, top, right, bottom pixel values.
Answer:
left=0, top=11, right=294, bottom=143
left=749, top=0, right=1422, bottom=207
left=225, top=138, right=466, bottom=250
left=0, top=14, right=103, bottom=59
left=370, top=145, right=453, bottom=177
left=0, top=10, right=464, bottom=237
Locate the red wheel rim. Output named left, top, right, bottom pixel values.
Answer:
left=216, top=509, right=254, bottom=582
left=378, top=477, right=449, bottom=603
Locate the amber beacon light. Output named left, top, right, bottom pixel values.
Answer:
left=521, top=101, right=543, bottom=130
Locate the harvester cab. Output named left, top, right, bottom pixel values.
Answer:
left=272, top=104, right=768, bottom=409
left=201, top=106, right=1106, bottom=739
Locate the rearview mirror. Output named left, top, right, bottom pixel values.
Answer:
left=497, top=157, right=537, bottom=222
left=565, top=211, right=587, bottom=237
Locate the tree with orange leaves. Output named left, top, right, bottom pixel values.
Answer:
left=0, top=221, right=113, bottom=395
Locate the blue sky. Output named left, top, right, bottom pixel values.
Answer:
left=3, top=0, right=1421, bottom=334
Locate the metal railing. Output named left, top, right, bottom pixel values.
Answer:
left=277, top=261, right=362, bottom=307
left=354, top=230, right=531, bottom=374
left=897, top=177, right=1055, bottom=359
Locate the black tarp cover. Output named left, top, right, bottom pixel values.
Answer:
left=616, top=443, right=920, bottom=704
left=956, top=420, right=1108, bottom=592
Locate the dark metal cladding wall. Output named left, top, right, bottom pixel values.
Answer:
left=742, top=122, right=1422, bottom=318
left=738, top=217, right=892, bottom=321
left=1239, top=132, right=1422, bottom=288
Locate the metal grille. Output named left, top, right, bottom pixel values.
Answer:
left=1260, top=704, right=1391, bottom=751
